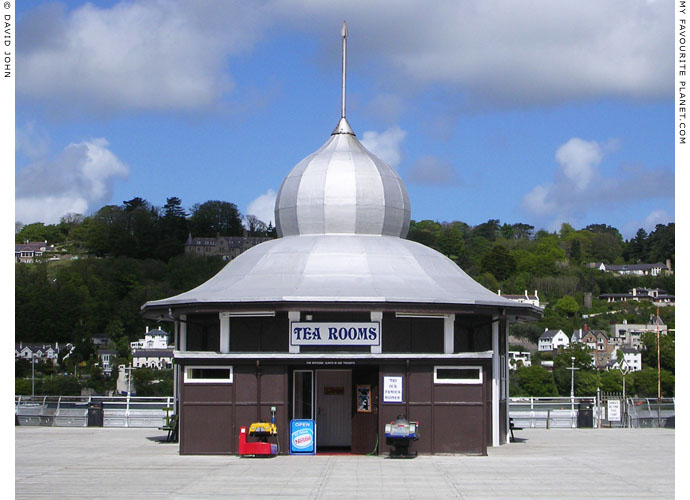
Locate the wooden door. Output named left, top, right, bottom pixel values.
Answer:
left=351, top=367, right=379, bottom=454
left=316, top=370, right=352, bottom=447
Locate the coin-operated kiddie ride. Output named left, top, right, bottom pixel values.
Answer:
left=238, top=407, right=279, bottom=457
left=384, top=415, right=420, bottom=458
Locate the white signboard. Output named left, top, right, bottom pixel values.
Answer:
left=607, top=400, right=621, bottom=422
left=383, top=376, right=403, bottom=403
left=290, top=322, right=380, bottom=346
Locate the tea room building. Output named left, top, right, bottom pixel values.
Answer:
left=141, top=25, right=541, bottom=456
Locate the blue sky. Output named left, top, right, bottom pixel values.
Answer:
left=13, top=0, right=676, bottom=239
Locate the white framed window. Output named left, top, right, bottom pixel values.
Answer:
left=184, top=366, right=233, bottom=384
left=434, top=366, right=483, bottom=384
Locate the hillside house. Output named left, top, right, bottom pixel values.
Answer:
left=130, top=328, right=170, bottom=352
left=580, top=329, right=615, bottom=369
left=508, top=351, right=532, bottom=370
left=15, top=342, right=64, bottom=365
left=538, top=329, right=570, bottom=352
left=15, top=241, right=56, bottom=263
left=97, top=349, right=117, bottom=375
left=498, top=289, right=541, bottom=308
left=184, top=234, right=273, bottom=261
left=132, top=349, right=173, bottom=369
left=599, top=288, right=675, bottom=307
left=608, top=347, right=642, bottom=372
left=590, top=262, right=670, bottom=277
left=609, top=317, right=668, bottom=349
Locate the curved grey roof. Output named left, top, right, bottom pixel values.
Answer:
left=141, top=234, right=534, bottom=312
left=275, top=131, right=410, bottom=238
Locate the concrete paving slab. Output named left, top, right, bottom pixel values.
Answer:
left=15, top=427, right=674, bottom=499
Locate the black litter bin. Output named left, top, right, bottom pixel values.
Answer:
left=87, top=402, right=104, bottom=427
left=577, top=402, right=593, bottom=428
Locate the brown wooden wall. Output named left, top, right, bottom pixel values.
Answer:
left=179, top=359, right=494, bottom=455
left=179, top=362, right=289, bottom=455
left=378, top=361, right=490, bottom=456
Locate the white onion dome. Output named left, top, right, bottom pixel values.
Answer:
left=275, top=118, right=411, bottom=238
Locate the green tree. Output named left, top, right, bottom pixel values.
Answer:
left=631, top=368, right=674, bottom=397
left=189, top=200, right=244, bottom=237
left=481, top=244, right=516, bottom=281
left=41, top=375, right=82, bottom=396
left=156, top=196, right=189, bottom=261
left=574, top=370, right=600, bottom=396
left=640, top=332, right=674, bottom=373
left=15, top=222, right=65, bottom=245
left=131, top=368, right=173, bottom=396
left=407, top=220, right=442, bottom=248
left=473, top=219, right=501, bottom=241
left=553, top=345, right=594, bottom=396
left=599, top=370, right=624, bottom=393
left=555, top=295, right=580, bottom=317
left=647, top=223, right=674, bottom=264
left=437, top=223, right=465, bottom=260
left=512, top=365, right=558, bottom=397
left=570, top=239, right=582, bottom=264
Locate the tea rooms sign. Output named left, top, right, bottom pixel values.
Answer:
left=290, top=322, right=380, bottom=346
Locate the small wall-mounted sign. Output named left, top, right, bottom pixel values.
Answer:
left=290, top=322, right=380, bottom=346
left=357, top=385, right=372, bottom=413
left=607, top=400, right=621, bottom=422
left=324, top=386, right=344, bottom=396
left=383, top=376, right=403, bottom=403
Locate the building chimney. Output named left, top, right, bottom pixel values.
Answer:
left=497, top=289, right=501, bottom=296
left=666, top=259, right=672, bottom=272
left=524, top=289, right=528, bottom=298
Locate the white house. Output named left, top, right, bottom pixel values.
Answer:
left=97, top=349, right=117, bottom=375
left=538, top=329, right=570, bottom=352
left=592, top=262, right=668, bottom=277
left=508, top=351, right=532, bottom=370
left=132, top=349, right=173, bottom=370
left=15, top=342, right=62, bottom=365
left=609, top=347, right=642, bottom=372
left=498, top=289, right=541, bottom=308
left=130, top=327, right=170, bottom=352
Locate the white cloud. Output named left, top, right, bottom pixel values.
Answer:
left=360, top=126, right=407, bottom=167
left=406, top=156, right=460, bottom=185
left=246, top=189, right=277, bottom=226
left=18, top=1, right=269, bottom=113
left=18, top=1, right=671, bottom=116
left=555, top=138, right=603, bottom=190
left=274, top=0, right=672, bottom=106
left=15, top=138, right=129, bottom=224
left=521, top=137, right=673, bottom=230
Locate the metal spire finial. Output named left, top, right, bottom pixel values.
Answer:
left=332, top=21, right=354, bottom=135
left=341, top=21, right=347, bottom=119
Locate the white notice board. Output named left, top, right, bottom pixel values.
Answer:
left=607, top=400, right=621, bottom=422
left=383, top=376, right=403, bottom=403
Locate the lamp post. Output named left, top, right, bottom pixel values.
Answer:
left=31, top=352, right=35, bottom=397
left=567, top=356, right=580, bottom=428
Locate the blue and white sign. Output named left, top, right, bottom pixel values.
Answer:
left=289, top=419, right=316, bottom=455
left=290, top=322, right=380, bottom=346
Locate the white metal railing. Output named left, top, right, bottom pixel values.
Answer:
left=15, top=395, right=174, bottom=428
left=509, top=396, right=675, bottom=429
